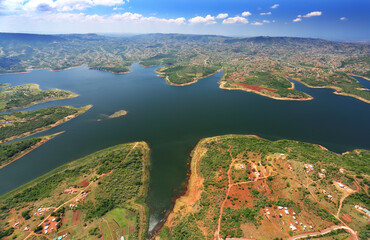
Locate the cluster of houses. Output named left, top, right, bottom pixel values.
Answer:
left=63, top=187, right=78, bottom=194
left=34, top=207, right=50, bottom=216
left=322, top=189, right=334, bottom=201
left=43, top=216, right=59, bottom=234
left=272, top=206, right=314, bottom=232
left=305, top=164, right=314, bottom=173
left=318, top=168, right=326, bottom=178
left=52, top=233, right=69, bottom=240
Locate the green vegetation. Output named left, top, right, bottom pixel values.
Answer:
left=0, top=141, right=150, bottom=240
left=222, top=69, right=311, bottom=99
left=97, top=109, right=127, bottom=121
left=302, top=229, right=350, bottom=239
left=0, top=137, right=41, bottom=167
left=0, top=33, right=369, bottom=102
left=159, top=65, right=222, bottom=85
left=0, top=105, right=90, bottom=143
left=158, top=135, right=369, bottom=239
left=0, top=84, right=78, bottom=112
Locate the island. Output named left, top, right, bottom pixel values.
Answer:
left=97, top=110, right=128, bottom=122
left=0, top=132, right=64, bottom=169
left=0, top=141, right=150, bottom=240
left=0, top=83, right=79, bottom=112
left=157, top=135, right=369, bottom=240
left=0, top=33, right=369, bottom=103
left=0, top=105, right=92, bottom=143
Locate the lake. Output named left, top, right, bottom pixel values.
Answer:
left=0, top=63, right=369, bottom=231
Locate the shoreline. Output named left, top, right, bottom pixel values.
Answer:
left=155, top=134, right=262, bottom=238
left=290, top=77, right=370, bottom=104
left=218, top=80, right=314, bottom=101
left=351, top=74, right=370, bottom=81
left=0, top=63, right=133, bottom=76
left=0, top=84, right=80, bottom=113
left=156, top=67, right=223, bottom=87
left=0, top=105, right=92, bottom=144
left=0, top=131, right=65, bottom=169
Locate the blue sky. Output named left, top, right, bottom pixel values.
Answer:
left=0, top=0, right=369, bottom=40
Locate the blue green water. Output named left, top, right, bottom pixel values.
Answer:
left=0, top=64, right=369, bottom=230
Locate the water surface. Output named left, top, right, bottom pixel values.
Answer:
left=0, top=64, right=369, bottom=230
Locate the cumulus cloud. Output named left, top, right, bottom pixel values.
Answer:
left=340, top=17, right=347, bottom=21
left=24, top=11, right=186, bottom=25
left=262, top=20, right=270, bottom=23
left=260, top=12, right=271, bottom=16
left=216, top=13, right=228, bottom=19
left=303, top=11, right=322, bottom=18
left=251, top=22, right=263, bottom=26
left=241, top=11, right=251, bottom=17
left=271, top=4, right=279, bottom=9
left=1, top=0, right=125, bottom=12
left=222, top=16, right=248, bottom=24
left=293, top=11, right=322, bottom=22
left=188, top=15, right=216, bottom=24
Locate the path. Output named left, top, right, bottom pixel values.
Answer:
left=289, top=225, right=358, bottom=240
left=24, top=143, right=138, bottom=240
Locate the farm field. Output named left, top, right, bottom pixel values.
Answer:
left=157, top=135, right=370, bottom=240
left=0, top=141, right=150, bottom=240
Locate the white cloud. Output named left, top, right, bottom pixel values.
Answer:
left=1, top=0, right=125, bottom=12
left=222, top=16, right=248, bottom=24
left=271, top=4, right=279, bottom=9
left=251, top=22, right=263, bottom=26
left=241, top=11, right=251, bottom=17
left=340, top=17, right=347, bottom=21
left=262, top=20, right=270, bottom=23
left=293, top=18, right=301, bottom=22
left=216, top=13, right=228, bottom=19
left=260, top=12, right=271, bottom=16
left=25, top=11, right=186, bottom=25
left=303, top=11, right=322, bottom=18
left=188, top=15, right=216, bottom=24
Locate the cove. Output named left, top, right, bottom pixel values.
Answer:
left=0, top=63, right=369, bottom=231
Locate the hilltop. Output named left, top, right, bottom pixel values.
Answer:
left=157, top=135, right=370, bottom=240
left=0, top=33, right=369, bottom=102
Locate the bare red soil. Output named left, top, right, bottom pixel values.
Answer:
left=235, top=83, right=276, bottom=92
left=224, top=183, right=253, bottom=209
left=71, top=210, right=81, bottom=225
left=341, top=213, right=352, bottom=223
left=77, top=179, right=89, bottom=187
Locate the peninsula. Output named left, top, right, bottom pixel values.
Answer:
left=0, top=141, right=150, bottom=240
left=157, top=135, right=369, bottom=240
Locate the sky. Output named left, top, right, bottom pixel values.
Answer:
left=0, top=0, right=369, bottom=40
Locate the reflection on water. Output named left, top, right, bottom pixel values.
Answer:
left=0, top=64, right=369, bottom=230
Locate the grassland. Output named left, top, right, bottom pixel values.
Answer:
left=0, top=84, right=78, bottom=112
left=0, top=105, right=92, bottom=143
left=157, top=135, right=369, bottom=240
left=0, top=132, right=64, bottom=169
left=0, top=141, right=150, bottom=240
